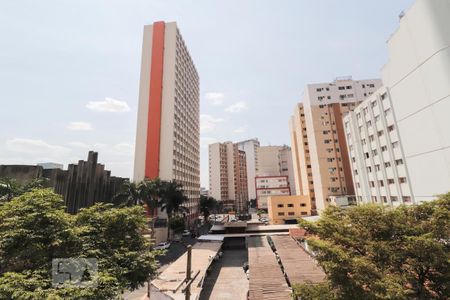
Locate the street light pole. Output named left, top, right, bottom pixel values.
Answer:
left=185, top=245, right=192, bottom=300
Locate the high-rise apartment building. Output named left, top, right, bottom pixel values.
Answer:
left=381, top=0, right=450, bottom=202
left=237, top=138, right=260, bottom=200
left=290, top=77, right=382, bottom=214
left=134, top=21, right=200, bottom=221
left=344, top=87, right=414, bottom=206
left=257, top=145, right=296, bottom=195
left=209, top=142, right=249, bottom=212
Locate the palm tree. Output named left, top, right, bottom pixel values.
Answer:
left=113, top=180, right=142, bottom=207
left=200, top=195, right=218, bottom=222
left=159, top=180, right=188, bottom=239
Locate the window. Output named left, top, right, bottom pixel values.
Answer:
left=371, top=101, right=377, bottom=108
left=288, top=212, right=295, bottom=216
left=395, top=159, right=403, bottom=165
left=402, top=196, right=411, bottom=203
left=367, top=120, right=372, bottom=127
left=277, top=204, right=284, bottom=208
left=365, top=152, right=370, bottom=159
left=287, top=204, right=294, bottom=207
left=379, top=180, right=384, bottom=187
left=300, top=203, right=306, bottom=207
left=338, top=86, right=345, bottom=90
left=278, top=212, right=285, bottom=216
left=388, top=179, right=395, bottom=184
left=388, top=125, right=395, bottom=132
left=301, top=212, right=308, bottom=215
left=356, top=182, right=360, bottom=188
left=375, top=164, right=380, bottom=171
left=367, top=166, right=372, bottom=173
left=372, top=149, right=378, bottom=156
left=316, top=88, right=323, bottom=92
left=385, top=162, right=391, bottom=168
left=399, top=177, right=407, bottom=183
left=392, top=141, right=399, bottom=148
left=381, top=93, right=387, bottom=100
left=377, top=130, right=384, bottom=137
left=391, top=196, right=398, bottom=202
left=381, top=196, right=387, bottom=203
left=370, top=181, right=375, bottom=187
left=381, top=146, right=388, bottom=152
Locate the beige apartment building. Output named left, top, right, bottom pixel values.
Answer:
left=267, top=195, right=311, bottom=225
left=257, top=145, right=296, bottom=195
left=133, top=21, right=200, bottom=227
left=290, top=77, right=382, bottom=214
left=237, top=138, right=260, bottom=200
left=209, top=142, right=249, bottom=212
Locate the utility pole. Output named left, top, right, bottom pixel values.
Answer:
left=185, top=245, right=192, bottom=300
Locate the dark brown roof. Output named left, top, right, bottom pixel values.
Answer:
left=247, top=236, right=292, bottom=300
left=270, top=235, right=326, bottom=285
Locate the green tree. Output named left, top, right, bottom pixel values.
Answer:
left=297, top=194, right=450, bottom=300
left=169, top=215, right=185, bottom=233
left=112, top=179, right=142, bottom=207
left=199, top=195, right=217, bottom=221
left=159, top=180, right=188, bottom=239
left=0, top=189, right=159, bottom=299
left=0, top=177, right=47, bottom=203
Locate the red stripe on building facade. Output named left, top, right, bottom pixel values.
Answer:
left=145, top=21, right=165, bottom=180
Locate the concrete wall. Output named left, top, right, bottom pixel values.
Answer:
left=381, top=0, right=450, bottom=202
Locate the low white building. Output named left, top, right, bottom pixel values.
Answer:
left=255, top=176, right=291, bottom=209
left=344, top=87, right=414, bottom=206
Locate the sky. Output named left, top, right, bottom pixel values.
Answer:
left=0, top=0, right=414, bottom=188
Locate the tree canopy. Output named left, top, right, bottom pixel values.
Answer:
left=296, top=194, right=450, bottom=300
left=0, top=188, right=159, bottom=299
left=199, top=195, right=218, bottom=221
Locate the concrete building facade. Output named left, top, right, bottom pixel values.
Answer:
left=290, top=77, right=382, bottom=214
left=267, top=195, right=311, bottom=225
left=237, top=138, right=260, bottom=200
left=381, top=0, right=450, bottom=202
left=344, top=87, right=414, bottom=206
left=133, top=21, right=200, bottom=220
left=209, top=142, right=249, bottom=212
left=255, top=175, right=291, bottom=210
left=257, top=145, right=296, bottom=195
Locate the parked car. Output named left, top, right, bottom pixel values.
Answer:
left=154, top=242, right=171, bottom=250
left=182, top=230, right=191, bottom=236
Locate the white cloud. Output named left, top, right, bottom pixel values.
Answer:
left=225, top=101, right=248, bottom=113
left=86, top=97, right=131, bottom=112
left=205, top=92, right=225, bottom=105
left=200, top=137, right=218, bottom=149
left=67, top=121, right=93, bottom=131
left=6, top=138, right=71, bottom=155
left=200, top=114, right=224, bottom=133
left=233, top=126, right=247, bottom=134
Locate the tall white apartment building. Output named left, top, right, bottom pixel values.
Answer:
left=134, top=21, right=200, bottom=220
left=237, top=138, right=260, bottom=200
left=290, top=77, right=382, bottom=214
left=344, top=87, right=414, bottom=206
left=381, top=0, right=450, bottom=202
left=209, top=142, right=248, bottom=212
